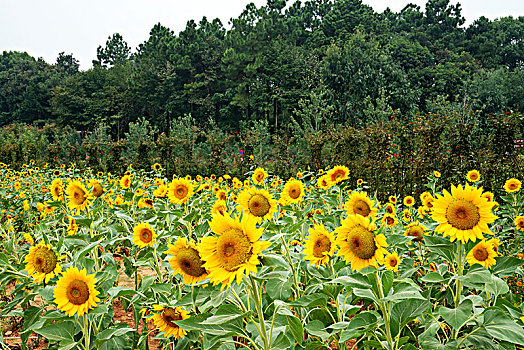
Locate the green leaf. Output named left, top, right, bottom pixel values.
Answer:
left=329, top=274, right=371, bottom=289
left=266, top=273, right=293, bottom=300
left=486, top=276, right=510, bottom=296
left=286, top=315, right=304, bottom=346
left=462, top=264, right=491, bottom=288
left=381, top=283, right=425, bottom=302
left=420, top=272, right=445, bottom=283
left=96, top=325, right=135, bottom=344
left=289, top=294, right=328, bottom=308
left=390, top=299, right=430, bottom=336
left=381, top=270, right=394, bottom=295
left=107, top=286, right=142, bottom=301
left=483, top=308, right=524, bottom=344
left=339, top=311, right=378, bottom=342
left=424, top=235, right=454, bottom=262
left=304, top=341, right=329, bottom=350
left=73, top=239, right=103, bottom=261
left=34, top=321, right=76, bottom=342
left=492, top=257, right=524, bottom=277
left=438, top=299, right=473, bottom=330
left=305, top=320, right=330, bottom=341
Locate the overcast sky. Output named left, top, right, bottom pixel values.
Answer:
left=1, top=0, right=523, bottom=69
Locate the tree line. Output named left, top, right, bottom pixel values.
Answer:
left=1, top=0, right=523, bottom=139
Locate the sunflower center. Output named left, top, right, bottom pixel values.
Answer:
left=66, top=280, right=90, bottom=305
left=176, top=247, right=206, bottom=277
left=92, top=183, right=104, bottom=197
left=313, top=235, right=331, bottom=258
left=446, top=200, right=480, bottom=230
left=386, top=206, right=394, bottom=214
left=162, top=308, right=183, bottom=328
left=473, top=247, right=488, bottom=261
left=289, top=186, right=301, bottom=199
left=248, top=194, right=270, bottom=217
left=353, top=200, right=371, bottom=217
left=175, top=185, right=188, bottom=199
left=72, top=189, right=86, bottom=204
left=388, top=257, right=398, bottom=267
left=517, top=219, right=524, bottom=229
left=385, top=217, right=395, bottom=226
left=33, top=248, right=57, bottom=274
left=140, top=228, right=153, bottom=243
left=216, top=228, right=252, bottom=272
left=406, top=226, right=424, bottom=242
left=346, top=225, right=377, bottom=260
left=509, top=183, right=517, bottom=190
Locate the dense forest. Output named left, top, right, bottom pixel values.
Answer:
left=0, top=0, right=523, bottom=138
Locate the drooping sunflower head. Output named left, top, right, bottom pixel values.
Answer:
left=384, top=252, right=401, bottom=272
left=167, top=178, right=194, bottom=205
left=344, top=191, right=378, bottom=219
left=280, top=178, right=305, bottom=205
left=303, top=224, right=337, bottom=266
left=466, top=241, right=497, bottom=269
left=211, top=200, right=228, bottom=216
left=404, top=222, right=427, bottom=243
left=432, top=184, right=498, bottom=243
left=504, top=178, right=522, bottom=193
left=65, top=180, right=92, bottom=214
left=200, top=214, right=271, bottom=287
left=335, top=215, right=388, bottom=271
left=252, top=168, right=268, bottom=185
left=132, top=222, right=158, bottom=248
left=327, top=165, right=350, bottom=184
left=515, top=216, right=524, bottom=232
left=120, top=175, right=131, bottom=189
left=88, top=179, right=104, bottom=198
left=54, top=267, right=100, bottom=317
left=165, top=238, right=208, bottom=285
left=237, top=187, right=277, bottom=221
left=403, top=196, right=415, bottom=207
left=49, top=178, right=63, bottom=201
left=24, top=242, right=62, bottom=284
left=151, top=306, right=190, bottom=339
left=467, top=170, right=480, bottom=182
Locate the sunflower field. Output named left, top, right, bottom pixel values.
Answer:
left=1, top=162, right=524, bottom=350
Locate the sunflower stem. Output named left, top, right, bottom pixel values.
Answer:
left=279, top=235, right=300, bottom=301
left=453, top=241, right=465, bottom=340
left=374, top=270, right=394, bottom=350
left=249, top=275, right=270, bottom=350
left=152, top=245, right=163, bottom=283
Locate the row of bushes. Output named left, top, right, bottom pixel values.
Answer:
left=1, top=109, right=522, bottom=199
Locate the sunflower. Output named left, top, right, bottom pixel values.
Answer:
left=153, top=184, right=168, bottom=198
left=67, top=216, right=79, bottom=235
left=384, top=252, right=401, bottom=272
left=403, top=196, right=415, bottom=207
left=65, top=180, right=92, bottom=214
left=418, top=206, right=430, bottom=218
left=120, top=175, right=131, bottom=189
left=404, top=222, right=427, bottom=243
left=316, top=175, right=333, bottom=189
left=515, top=216, right=524, bottom=232
left=24, top=233, right=34, bottom=245
left=167, top=178, right=194, bottom=205
left=402, top=209, right=412, bottom=222
left=381, top=214, right=398, bottom=228
left=54, top=267, right=100, bottom=317
left=49, top=179, right=63, bottom=201
left=327, top=165, right=350, bottom=184
left=88, top=179, right=104, bottom=198
left=151, top=305, right=189, bottom=339
left=199, top=214, right=271, bottom=287
left=432, top=184, right=498, bottom=243
left=389, top=196, right=398, bottom=204
left=384, top=203, right=396, bottom=215
left=504, top=178, right=522, bottom=193
left=165, top=238, right=208, bottom=285
left=422, top=194, right=435, bottom=209
left=24, top=242, right=62, bottom=284
left=335, top=214, right=388, bottom=271
left=252, top=168, right=268, bottom=185
left=137, top=197, right=154, bottom=210
left=132, top=222, right=158, bottom=248
left=433, top=171, right=441, bottom=178
left=237, top=187, right=277, bottom=222
left=53, top=170, right=61, bottom=176
left=216, top=189, right=228, bottom=201
left=303, top=224, right=337, bottom=266
left=211, top=200, right=228, bottom=216
left=280, top=179, right=305, bottom=205
left=152, top=163, right=162, bottom=171
left=467, top=170, right=480, bottom=182
left=466, top=241, right=497, bottom=269
left=482, top=191, right=494, bottom=202
left=344, top=191, right=378, bottom=219
left=487, top=238, right=501, bottom=255
left=356, top=178, right=364, bottom=186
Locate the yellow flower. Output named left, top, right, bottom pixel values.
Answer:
left=335, top=215, right=388, bottom=271
left=432, top=184, right=498, bottom=243
left=211, top=200, right=228, bottom=216
left=167, top=178, right=194, bottom=205
left=403, top=196, right=415, bottom=207
left=280, top=178, right=305, bottom=205
left=49, top=178, right=64, bottom=201
left=467, top=170, right=480, bottom=182
left=433, top=171, right=441, bottom=178
left=252, top=168, right=268, bottom=185
left=152, top=163, right=162, bottom=171
left=23, top=233, right=34, bottom=245
left=199, top=214, right=271, bottom=287
left=327, top=165, right=350, bottom=184
left=504, top=178, right=522, bottom=193
left=120, top=174, right=132, bottom=189
left=404, top=222, right=427, bottom=243
left=466, top=241, right=497, bottom=269
left=389, top=196, right=398, bottom=204
left=132, top=222, right=157, bottom=248
left=88, top=179, right=105, bottom=198
left=316, top=175, right=333, bottom=189
left=402, top=209, right=412, bottom=222
left=54, top=267, right=100, bottom=317
left=165, top=237, right=208, bottom=285
left=357, top=178, right=364, bottom=186
left=303, top=224, right=337, bottom=266
left=153, top=184, right=168, bottom=198
left=237, top=187, right=277, bottom=222
left=65, top=180, right=92, bottom=214
left=515, top=216, right=524, bottom=232
left=151, top=306, right=189, bottom=339
left=23, top=200, right=30, bottom=211
left=67, top=216, right=79, bottom=235
left=384, top=252, right=401, bottom=272
left=344, top=191, right=378, bottom=219
left=381, top=214, right=398, bottom=228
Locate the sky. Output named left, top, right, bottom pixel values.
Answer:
left=1, top=0, right=523, bottom=70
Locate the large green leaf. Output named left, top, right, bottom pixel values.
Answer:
left=438, top=299, right=473, bottom=331
left=339, top=311, right=379, bottom=342
left=286, top=315, right=304, bottom=346
left=390, top=299, right=431, bottom=336
left=34, top=321, right=77, bottom=342
left=486, top=276, right=509, bottom=296
left=491, top=257, right=524, bottom=277
left=305, top=320, right=330, bottom=341
left=483, top=308, right=524, bottom=344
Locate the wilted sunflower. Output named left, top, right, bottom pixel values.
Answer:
left=252, top=168, right=268, bottom=185
left=303, top=224, right=337, bottom=266
left=151, top=305, right=189, bottom=339
left=335, top=214, right=388, bottom=271
left=403, top=196, right=415, bottom=207
left=49, top=179, right=63, bottom=201
left=199, top=214, right=271, bottom=287
left=132, top=222, right=158, bottom=248
left=237, top=187, right=277, bottom=222
left=515, top=216, right=524, bottom=232
left=211, top=200, right=228, bottom=216
left=432, top=184, right=498, bottom=243
left=327, top=165, right=350, bottom=184
left=65, top=180, right=92, bottom=214
left=280, top=178, right=305, bottom=205
left=467, top=170, right=480, bottom=182
left=384, top=252, right=401, bottom=272
left=120, top=174, right=131, bottom=189
left=466, top=241, right=497, bottom=269
left=504, top=178, right=522, bottom=193
left=344, top=191, right=378, bottom=219
left=167, top=178, right=194, bottom=205
left=24, top=242, right=62, bottom=284
left=54, top=267, right=99, bottom=317
left=88, top=179, right=104, bottom=198
left=165, top=238, right=208, bottom=285
left=404, top=222, right=427, bottom=243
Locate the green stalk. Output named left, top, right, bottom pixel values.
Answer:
left=249, top=275, right=269, bottom=350
left=375, top=271, right=394, bottom=350
left=453, top=241, right=465, bottom=339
